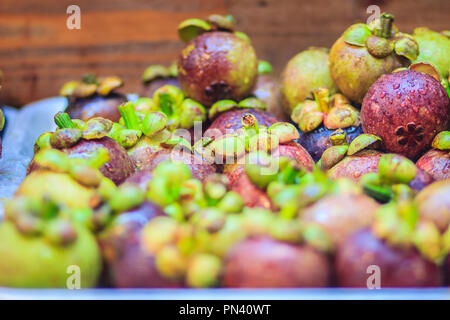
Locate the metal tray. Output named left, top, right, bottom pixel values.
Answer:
left=0, top=97, right=449, bottom=300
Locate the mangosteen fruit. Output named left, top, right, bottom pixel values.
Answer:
left=223, top=237, right=330, bottom=288
left=361, top=69, right=450, bottom=160
left=61, top=74, right=127, bottom=122
left=291, top=88, right=362, bottom=160
left=177, top=15, right=258, bottom=106
left=0, top=196, right=101, bottom=288
left=141, top=63, right=180, bottom=98
left=416, top=131, right=450, bottom=180
left=280, top=47, right=338, bottom=115
left=29, top=112, right=135, bottom=185
left=330, top=13, right=418, bottom=103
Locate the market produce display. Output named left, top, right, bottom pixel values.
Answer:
left=0, top=13, right=449, bottom=289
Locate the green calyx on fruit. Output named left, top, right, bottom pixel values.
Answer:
left=112, top=100, right=196, bottom=150
left=178, top=14, right=236, bottom=43
left=208, top=97, right=266, bottom=119
left=291, top=88, right=360, bottom=132
left=60, top=74, right=123, bottom=98
left=431, top=131, right=450, bottom=150
left=142, top=62, right=178, bottom=83
left=318, top=134, right=382, bottom=171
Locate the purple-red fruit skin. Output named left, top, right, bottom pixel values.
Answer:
left=207, top=108, right=280, bottom=136
left=361, top=70, right=450, bottom=160
left=416, top=149, right=450, bottom=181
left=223, top=237, right=330, bottom=288
left=335, top=229, right=441, bottom=287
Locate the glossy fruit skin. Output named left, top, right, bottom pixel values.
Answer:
left=327, top=150, right=434, bottom=192
left=301, top=194, right=379, bottom=247
left=335, top=229, right=441, bottom=287
left=416, top=149, right=450, bottom=181
left=141, top=77, right=181, bottom=99
left=66, top=93, right=126, bottom=122
left=223, top=237, right=330, bottom=288
left=330, top=37, right=405, bottom=104
left=63, top=137, right=135, bottom=185
left=207, top=108, right=280, bottom=136
left=99, top=202, right=181, bottom=288
left=252, top=75, right=288, bottom=121
left=298, top=125, right=363, bottom=161
left=0, top=222, right=101, bottom=288
left=416, top=180, right=450, bottom=233
left=280, top=47, right=338, bottom=115
left=361, top=70, right=450, bottom=160
left=178, top=32, right=258, bottom=106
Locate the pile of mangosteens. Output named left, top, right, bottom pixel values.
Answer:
left=0, top=13, right=449, bottom=289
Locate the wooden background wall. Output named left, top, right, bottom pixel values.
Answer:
left=0, top=0, right=448, bottom=107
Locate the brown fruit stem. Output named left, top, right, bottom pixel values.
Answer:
left=380, top=13, right=394, bottom=39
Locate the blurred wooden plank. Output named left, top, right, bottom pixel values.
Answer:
left=0, top=0, right=448, bottom=106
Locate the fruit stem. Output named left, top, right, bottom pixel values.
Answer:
left=118, top=102, right=141, bottom=130
left=54, top=112, right=77, bottom=129
left=380, top=13, right=394, bottom=39
left=312, top=88, right=330, bottom=113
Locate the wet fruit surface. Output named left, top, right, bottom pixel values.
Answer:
left=178, top=32, right=257, bottom=106
left=223, top=237, right=330, bottom=288
left=361, top=70, right=450, bottom=160
left=335, top=229, right=441, bottom=287
left=416, top=149, right=450, bottom=181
